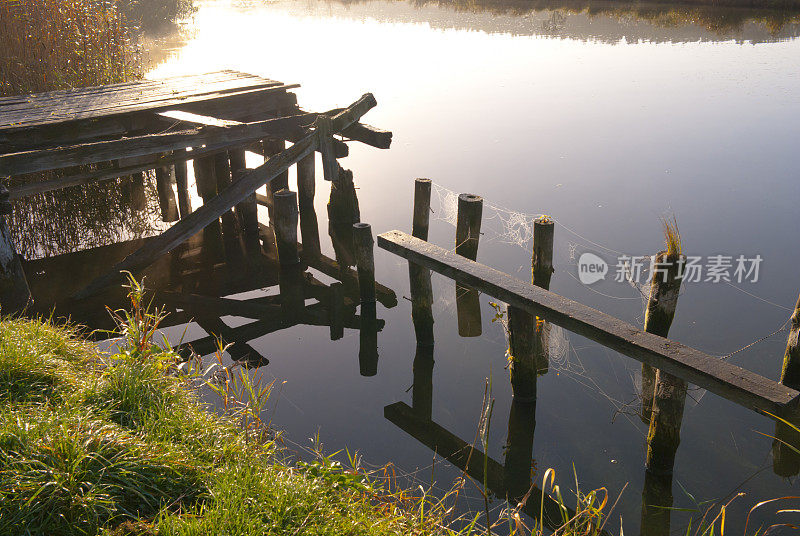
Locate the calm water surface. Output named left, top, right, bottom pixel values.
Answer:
left=137, top=0, right=800, bottom=531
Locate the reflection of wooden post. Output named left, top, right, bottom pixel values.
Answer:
left=279, top=264, right=305, bottom=320
left=642, top=253, right=683, bottom=424
left=774, top=294, right=800, bottom=476
left=641, top=252, right=685, bottom=536
left=359, top=301, right=379, bottom=376
left=174, top=153, right=192, bottom=218
left=504, top=400, right=536, bottom=500
left=641, top=470, right=672, bottom=536
left=455, top=194, right=482, bottom=337
left=412, top=344, right=434, bottom=420
left=297, top=153, right=321, bottom=257
left=273, top=190, right=299, bottom=267
left=154, top=164, right=179, bottom=222
left=353, top=223, right=376, bottom=305
left=329, top=281, right=344, bottom=341
left=0, top=186, right=31, bottom=314
left=410, top=178, right=435, bottom=346
left=229, top=148, right=259, bottom=235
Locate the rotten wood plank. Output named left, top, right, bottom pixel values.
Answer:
left=377, top=230, right=800, bottom=418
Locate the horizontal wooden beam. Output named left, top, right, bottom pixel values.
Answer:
left=377, top=230, right=800, bottom=418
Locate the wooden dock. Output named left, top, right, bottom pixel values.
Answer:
left=0, top=70, right=391, bottom=310
left=378, top=230, right=800, bottom=418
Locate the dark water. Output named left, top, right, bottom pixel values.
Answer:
left=24, top=0, right=800, bottom=532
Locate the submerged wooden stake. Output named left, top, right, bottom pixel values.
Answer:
left=273, top=190, right=300, bottom=267
left=455, top=193, right=483, bottom=337
left=0, top=186, right=31, bottom=314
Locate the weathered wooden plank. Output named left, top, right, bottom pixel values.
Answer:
left=377, top=231, right=800, bottom=417
left=1, top=111, right=310, bottom=177
left=72, top=94, right=377, bottom=299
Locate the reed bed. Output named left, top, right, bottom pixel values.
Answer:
left=0, top=0, right=140, bottom=96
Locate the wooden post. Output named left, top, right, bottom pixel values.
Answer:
left=503, top=399, right=537, bottom=500
left=273, top=190, right=300, bottom=267
left=359, top=301, right=379, bottom=376
left=641, top=252, right=685, bottom=536
left=174, top=153, right=192, bottom=218
left=412, top=344, right=434, bottom=420
left=263, top=137, right=289, bottom=226
left=642, top=252, right=684, bottom=424
left=130, top=172, right=146, bottom=211
left=0, top=186, right=31, bottom=314
left=328, top=168, right=361, bottom=269
left=154, top=164, right=179, bottom=222
left=316, top=115, right=339, bottom=183
left=329, top=281, right=344, bottom=341
left=193, top=155, right=217, bottom=204
left=353, top=223, right=376, bottom=305
left=410, top=178, right=434, bottom=346
left=774, top=294, right=800, bottom=476
left=229, top=147, right=259, bottom=235
left=297, top=153, right=321, bottom=258
left=532, top=216, right=555, bottom=289
left=455, top=193, right=483, bottom=337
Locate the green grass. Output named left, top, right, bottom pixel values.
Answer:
left=0, top=306, right=472, bottom=536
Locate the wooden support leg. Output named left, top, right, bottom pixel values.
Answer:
left=155, top=164, right=179, bottom=222
left=263, top=138, right=289, bottom=226
left=130, top=172, right=146, bottom=211
left=175, top=154, right=192, bottom=218
left=229, top=148, right=259, bottom=235
left=297, top=153, right=321, bottom=258
left=455, top=193, right=483, bottom=337
left=0, top=187, right=31, bottom=314
left=328, top=168, right=361, bottom=269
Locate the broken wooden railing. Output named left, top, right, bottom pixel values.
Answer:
left=379, top=229, right=800, bottom=419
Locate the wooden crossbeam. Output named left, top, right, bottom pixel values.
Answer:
left=378, top=230, right=800, bottom=418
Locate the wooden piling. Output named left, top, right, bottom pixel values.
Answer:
left=130, top=172, right=146, bottom=211
left=315, top=115, right=340, bottom=183
left=410, top=178, right=435, bottom=346
left=297, top=153, right=321, bottom=257
left=0, top=186, right=31, bottom=314
left=329, top=281, right=344, bottom=341
left=328, top=168, right=361, bottom=268
left=532, top=216, right=555, bottom=289
left=455, top=193, right=483, bottom=337
left=263, top=138, right=289, bottom=226
left=642, top=251, right=684, bottom=426
left=273, top=190, right=300, bottom=267
left=353, top=223, right=376, bottom=305
left=154, top=164, right=179, bottom=222
left=174, top=154, right=192, bottom=218
left=644, top=252, right=686, bottom=477
left=774, top=294, right=800, bottom=476
left=193, top=155, right=218, bottom=203
left=228, top=147, right=259, bottom=235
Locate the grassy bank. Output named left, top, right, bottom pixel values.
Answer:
left=0, top=305, right=467, bottom=535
